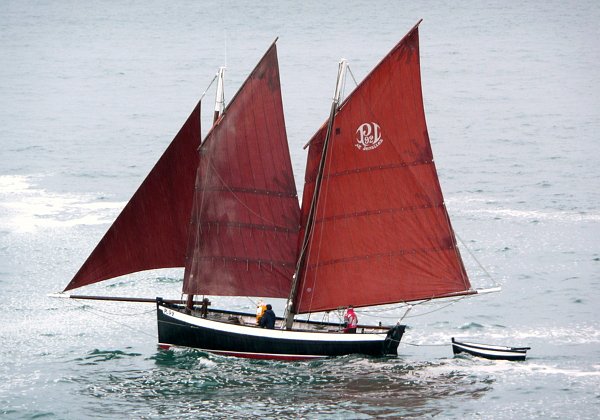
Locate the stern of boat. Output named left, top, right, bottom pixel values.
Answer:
left=382, top=324, right=406, bottom=356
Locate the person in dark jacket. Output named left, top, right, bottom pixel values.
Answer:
left=259, top=304, right=276, bottom=329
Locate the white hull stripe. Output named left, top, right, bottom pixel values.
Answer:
left=453, top=343, right=526, bottom=357
left=159, top=306, right=387, bottom=342
left=457, top=341, right=529, bottom=352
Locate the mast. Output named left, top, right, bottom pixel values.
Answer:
left=182, top=40, right=298, bottom=300
left=213, top=67, right=226, bottom=123
left=186, top=66, right=226, bottom=313
left=284, top=59, right=348, bottom=329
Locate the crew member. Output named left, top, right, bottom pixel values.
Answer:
left=259, top=304, right=276, bottom=329
left=343, top=306, right=358, bottom=333
left=256, top=299, right=267, bottom=323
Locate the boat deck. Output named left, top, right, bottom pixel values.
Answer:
left=165, top=303, right=391, bottom=334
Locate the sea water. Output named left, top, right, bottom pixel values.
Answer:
left=1, top=0, right=599, bottom=418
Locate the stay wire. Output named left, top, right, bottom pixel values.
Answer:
left=402, top=341, right=448, bottom=347
left=403, top=296, right=469, bottom=318
left=186, top=70, right=220, bottom=285
left=302, top=60, right=352, bottom=314
left=347, top=66, right=359, bottom=91
left=206, top=158, right=278, bottom=226
left=199, top=73, right=219, bottom=103
left=60, top=298, right=156, bottom=338
left=455, top=231, right=499, bottom=287
left=354, top=295, right=470, bottom=321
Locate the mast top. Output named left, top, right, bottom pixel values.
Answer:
left=333, top=59, right=348, bottom=105
left=214, top=66, right=226, bottom=121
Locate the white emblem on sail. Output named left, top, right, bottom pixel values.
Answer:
left=355, top=122, right=383, bottom=151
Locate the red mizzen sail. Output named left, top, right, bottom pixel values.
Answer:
left=183, top=43, right=300, bottom=298
left=64, top=102, right=201, bottom=291
left=295, top=24, right=472, bottom=314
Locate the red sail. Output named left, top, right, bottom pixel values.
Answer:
left=183, top=44, right=300, bottom=298
left=64, top=102, right=201, bottom=291
left=295, top=25, right=472, bottom=314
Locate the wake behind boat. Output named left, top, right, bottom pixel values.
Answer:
left=56, top=20, right=495, bottom=360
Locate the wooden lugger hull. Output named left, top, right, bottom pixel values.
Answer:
left=157, top=301, right=405, bottom=360
left=452, top=338, right=530, bottom=361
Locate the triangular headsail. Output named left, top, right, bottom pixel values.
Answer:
left=64, top=102, right=201, bottom=291
left=293, top=22, right=473, bottom=314
left=183, top=43, right=301, bottom=298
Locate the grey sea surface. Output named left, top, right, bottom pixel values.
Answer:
left=1, top=0, right=599, bottom=418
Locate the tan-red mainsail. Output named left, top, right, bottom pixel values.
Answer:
left=294, top=24, right=472, bottom=314
left=64, top=102, right=201, bottom=291
left=183, top=43, right=300, bottom=298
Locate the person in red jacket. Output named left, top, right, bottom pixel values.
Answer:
left=343, top=306, right=358, bottom=333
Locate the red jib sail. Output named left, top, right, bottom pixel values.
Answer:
left=64, top=102, right=201, bottom=291
left=295, top=24, right=472, bottom=314
left=183, top=43, right=300, bottom=298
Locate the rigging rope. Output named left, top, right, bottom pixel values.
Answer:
left=186, top=69, right=223, bottom=279
left=60, top=298, right=156, bottom=338
left=356, top=295, right=470, bottom=320
left=402, top=341, right=448, bottom=347
left=199, top=73, right=218, bottom=103
left=246, top=296, right=259, bottom=308
left=300, top=59, right=349, bottom=314
left=403, top=297, right=467, bottom=318
left=455, top=232, right=500, bottom=287
left=347, top=66, right=359, bottom=91
left=205, top=158, right=278, bottom=226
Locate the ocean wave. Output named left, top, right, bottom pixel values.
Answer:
left=459, top=322, right=485, bottom=330
left=445, top=196, right=600, bottom=222
left=462, top=208, right=600, bottom=222
left=425, top=358, right=600, bottom=380
left=486, top=326, right=600, bottom=345
left=0, top=174, right=123, bottom=233
left=77, top=348, right=142, bottom=365
left=403, top=323, right=600, bottom=347
left=522, top=364, right=600, bottom=377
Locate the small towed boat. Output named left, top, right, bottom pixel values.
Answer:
left=452, top=338, right=530, bottom=361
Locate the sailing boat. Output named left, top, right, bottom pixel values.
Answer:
left=59, top=21, right=486, bottom=360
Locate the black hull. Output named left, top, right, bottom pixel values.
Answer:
left=452, top=338, right=529, bottom=361
left=157, top=302, right=405, bottom=360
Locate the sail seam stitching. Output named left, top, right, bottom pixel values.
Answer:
left=194, top=256, right=293, bottom=266
left=314, top=204, right=444, bottom=223
left=197, top=185, right=297, bottom=198
left=304, top=161, right=432, bottom=183
left=306, top=245, right=457, bottom=268
left=200, top=221, right=299, bottom=233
